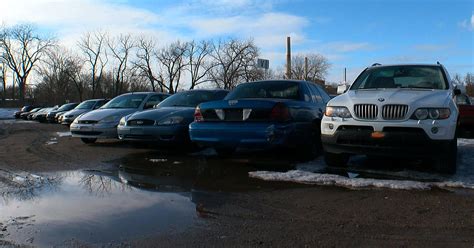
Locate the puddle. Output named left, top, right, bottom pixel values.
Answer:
left=250, top=138, right=474, bottom=191
left=0, top=169, right=198, bottom=247
left=0, top=154, right=290, bottom=246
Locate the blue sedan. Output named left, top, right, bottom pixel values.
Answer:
left=189, top=80, right=331, bottom=157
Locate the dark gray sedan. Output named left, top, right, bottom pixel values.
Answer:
left=117, top=90, right=228, bottom=145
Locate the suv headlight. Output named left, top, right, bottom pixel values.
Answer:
left=156, top=116, right=184, bottom=125
left=411, top=108, right=450, bottom=120
left=325, top=106, right=352, bottom=118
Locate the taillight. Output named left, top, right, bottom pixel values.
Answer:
left=270, top=103, right=290, bottom=122
left=194, top=106, right=204, bottom=122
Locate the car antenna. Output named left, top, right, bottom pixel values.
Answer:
left=436, top=61, right=441, bottom=65
left=371, top=63, right=381, bottom=66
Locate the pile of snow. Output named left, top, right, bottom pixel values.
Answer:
left=0, top=108, right=16, bottom=120
left=249, top=138, right=474, bottom=191
left=249, top=170, right=474, bottom=190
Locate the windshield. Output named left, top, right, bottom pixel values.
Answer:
left=225, top=81, right=301, bottom=100
left=57, top=103, right=77, bottom=111
left=76, top=101, right=96, bottom=109
left=351, top=66, right=448, bottom=90
left=101, top=94, right=147, bottom=109
left=158, top=91, right=226, bottom=108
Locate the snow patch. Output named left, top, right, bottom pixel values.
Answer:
left=249, top=170, right=474, bottom=190
left=56, top=131, right=72, bottom=137
left=458, top=138, right=474, bottom=147
left=149, top=158, right=167, bottom=163
left=0, top=108, right=15, bottom=120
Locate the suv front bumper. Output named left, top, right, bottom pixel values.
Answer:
left=321, top=116, right=457, bottom=157
left=321, top=128, right=452, bottom=157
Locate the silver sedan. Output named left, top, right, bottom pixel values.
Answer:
left=71, top=92, right=169, bottom=144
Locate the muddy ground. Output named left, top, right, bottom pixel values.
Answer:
left=0, top=121, right=473, bottom=247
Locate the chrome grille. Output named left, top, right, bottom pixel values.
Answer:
left=127, top=119, right=155, bottom=126
left=382, top=105, right=408, bottom=120
left=354, top=104, right=378, bottom=119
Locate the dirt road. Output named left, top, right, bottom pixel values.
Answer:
left=0, top=121, right=473, bottom=247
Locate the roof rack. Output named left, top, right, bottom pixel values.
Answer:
left=371, top=63, right=382, bottom=66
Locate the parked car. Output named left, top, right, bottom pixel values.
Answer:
left=61, top=99, right=109, bottom=125
left=456, top=93, right=474, bottom=135
left=46, top=103, right=79, bottom=123
left=14, top=106, right=35, bottom=119
left=189, top=80, right=331, bottom=157
left=118, top=90, right=228, bottom=146
left=70, top=92, right=169, bottom=144
left=321, top=63, right=459, bottom=173
left=20, top=107, right=42, bottom=120
left=33, top=107, right=57, bottom=122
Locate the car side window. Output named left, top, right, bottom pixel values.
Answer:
left=160, top=94, right=169, bottom=101
left=302, top=84, right=312, bottom=102
left=307, top=83, right=323, bottom=104
left=315, top=85, right=331, bottom=104
left=94, top=100, right=107, bottom=109
left=456, top=94, right=470, bottom=105
left=145, top=95, right=163, bottom=108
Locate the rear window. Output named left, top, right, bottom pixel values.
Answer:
left=158, top=91, right=227, bottom=107
left=225, top=81, right=301, bottom=100
left=351, top=66, right=448, bottom=90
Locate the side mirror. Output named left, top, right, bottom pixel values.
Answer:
left=454, top=89, right=461, bottom=96
left=337, top=84, right=348, bottom=94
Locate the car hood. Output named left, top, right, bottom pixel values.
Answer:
left=78, top=108, right=138, bottom=121
left=63, top=109, right=89, bottom=117
left=330, top=89, right=453, bottom=108
left=127, top=107, right=195, bottom=122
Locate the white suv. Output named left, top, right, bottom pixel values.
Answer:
left=321, top=63, right=460, bottom=173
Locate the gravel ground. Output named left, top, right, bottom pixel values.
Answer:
left=0, top=121, right=473, bottom=247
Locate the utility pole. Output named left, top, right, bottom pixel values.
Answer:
left=304, top=57, right=308, bottom=81
left=286, top=37, right=291, bottom=79
left=344, top=67, right=347, bottom=83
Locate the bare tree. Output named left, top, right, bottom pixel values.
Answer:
left=35, top=47, right=83, bottom=104
left=291, top=54, right=330, bottom=83
left=77, top=31, right=108, bottom=98
left=0, top=24, right=53, bottom=103
left=133, top=37, right=162, bottom=92
left=107, top=34, right=134, bottom=95
left=64, top=54, right=87, bottom=101
left=0, top=61, right=6, bottom=103
left=156, top=41, right=187, bottom=93
left=208, top=39, right=259, bottom=89
left=185, top=40, right=214, bottom=89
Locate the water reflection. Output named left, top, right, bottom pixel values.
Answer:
left=0, top=169, right=63, bottom=204
left=0, top=169, right=198, bottom=247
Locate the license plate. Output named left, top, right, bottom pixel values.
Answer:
left=131, top=128, right=144, bottom=135
left=371, top=131, right=385, bottom=139
left=80, top=126, right=92, bottom=131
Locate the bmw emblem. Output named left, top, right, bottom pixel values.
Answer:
left=378, top=98, right=385, bottom=102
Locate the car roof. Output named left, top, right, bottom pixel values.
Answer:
left=367, top=63, right=443, bottom=69
left=121, top=92, right=170, bottom=96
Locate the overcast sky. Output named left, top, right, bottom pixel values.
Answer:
left=2, top=0, right=473, bottom=83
